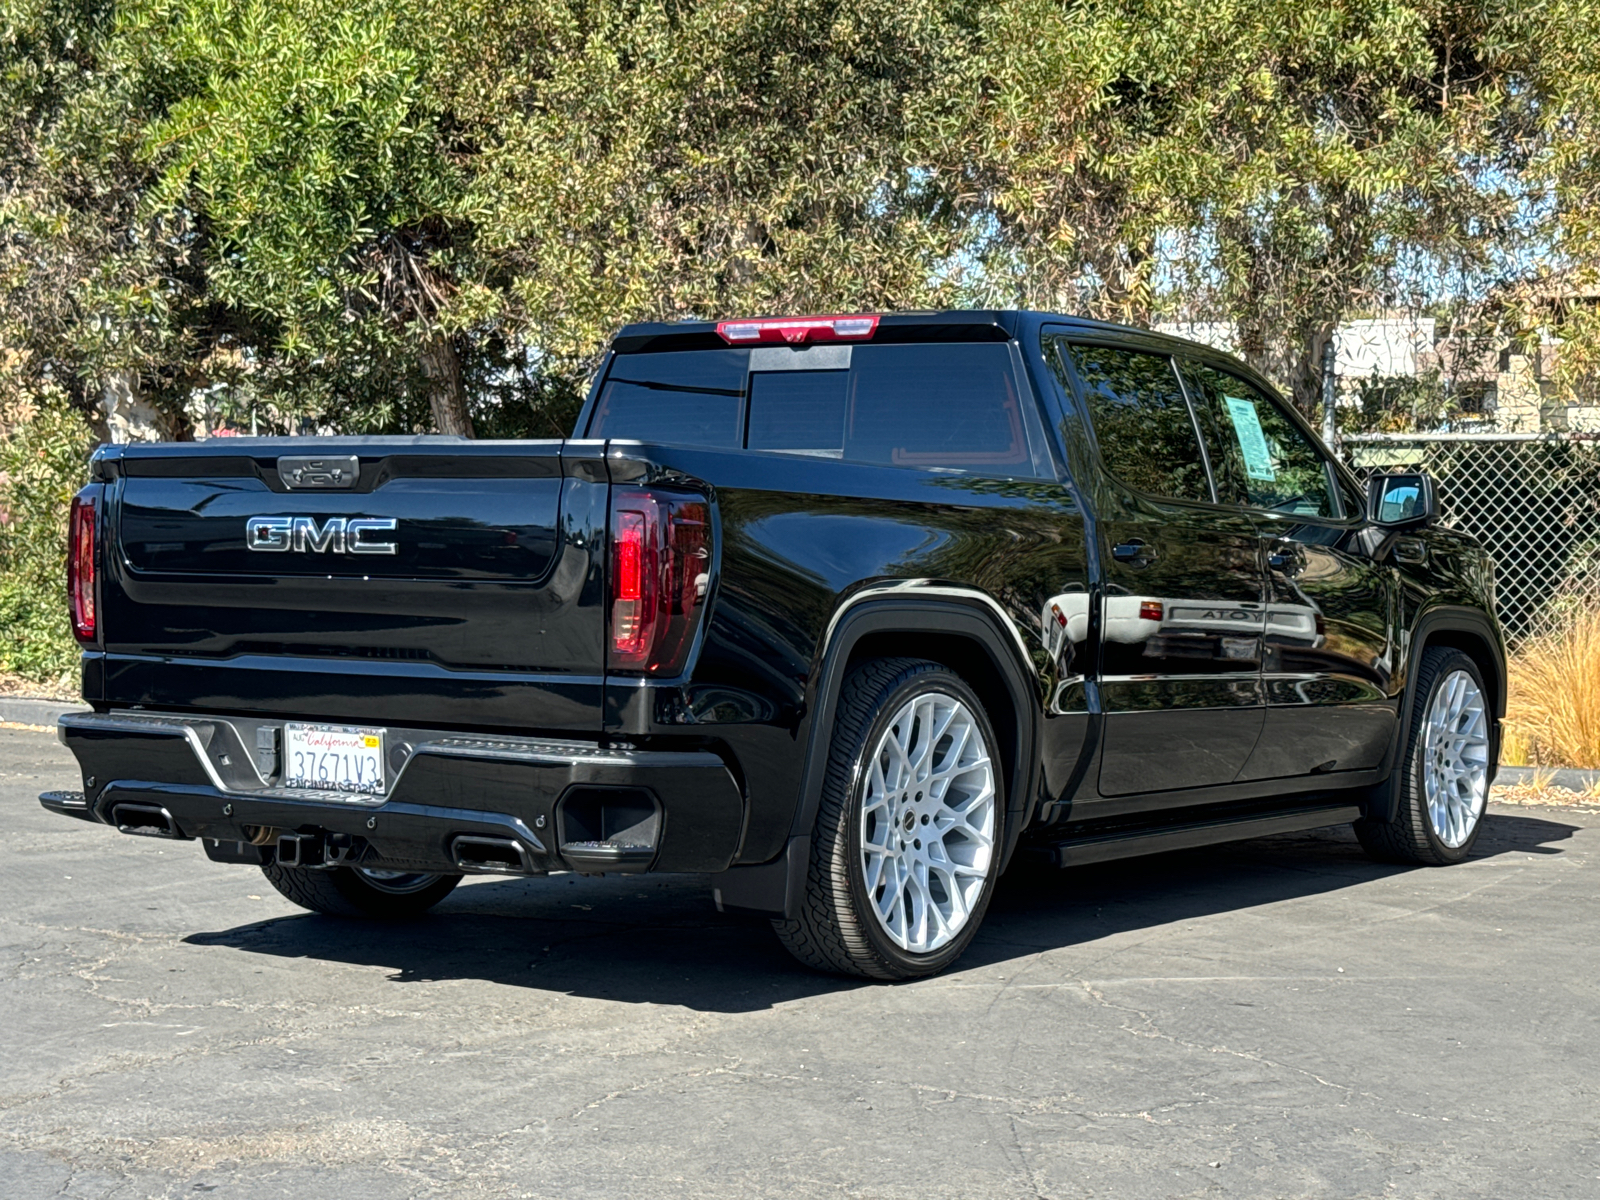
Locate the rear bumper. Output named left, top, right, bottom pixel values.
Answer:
left=47, top=711, right=745, bottom=876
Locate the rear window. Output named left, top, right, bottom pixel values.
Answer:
left=589, top=349, right=749, bottom=448
left=844, top=344, right=1027, bottom=468
left=591, top=341, right=1033, bottom=473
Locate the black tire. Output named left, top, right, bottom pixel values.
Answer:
left=260, top=862, right=462, bottom=918
left=1355, top=646, right=1493, bottom=865
left=772, top=657, right=1006, bottom=980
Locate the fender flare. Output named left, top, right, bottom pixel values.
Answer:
left=1365, top=603, right=1506, bottom=822
left=711, top=588, right=1045, bottom=920
left=786, top=590, right=1043, bottom=863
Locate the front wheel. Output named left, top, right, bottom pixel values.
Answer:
left=1355, top=646, right=1494, bottom=865
left=261, top=862, right=462, bottom=918
left=773, top=658, right=1004, bottom=980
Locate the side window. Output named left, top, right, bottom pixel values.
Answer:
left=588, top=349, right=749, bottom=447
left=1181, top=362, right=1338, bottom=518
left=1335, top=468, right=1366, bottom=522
left=1064, top=342, right=1211, bottom=504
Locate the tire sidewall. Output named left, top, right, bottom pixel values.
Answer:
left=839, top=666, right=1005, bottom=977
left=1406, top=650, right=1489, bottom=863
left=331, top=866, right=462, bottom=917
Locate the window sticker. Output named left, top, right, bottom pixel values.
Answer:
left=1224, top=395, right=1277, bottom=481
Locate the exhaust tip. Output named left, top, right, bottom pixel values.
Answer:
left=110, top=803, right=182, bottom=839
left=450, top=835, right=533, bottom=875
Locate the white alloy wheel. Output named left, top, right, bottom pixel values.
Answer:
left=858, top=690, right=997, bottom=954
left=1421, top=668, right=1490, bottom=848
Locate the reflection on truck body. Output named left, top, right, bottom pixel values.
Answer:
left=1043, top=591, right=1324, bottom=669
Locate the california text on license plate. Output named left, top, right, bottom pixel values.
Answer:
left=283, top=723, right=387, bottom=796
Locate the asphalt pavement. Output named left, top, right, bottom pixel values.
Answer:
left=2, top=722, right=1598, bottom=1199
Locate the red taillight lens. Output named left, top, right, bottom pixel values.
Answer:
left=1138, top=600, right=1163, bottom=622
left=68, top=492, right=98, bottom=644
left=609, top=489, right=710, bottom=674
left=611, top=508, right=652, bottom=661
left=715, top=313, right=880, bottom=345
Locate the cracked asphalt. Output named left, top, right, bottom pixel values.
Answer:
left=3, top=723, right=1599, bottom=1199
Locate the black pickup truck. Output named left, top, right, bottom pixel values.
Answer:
left=44, top=310, right=1504, bottom=979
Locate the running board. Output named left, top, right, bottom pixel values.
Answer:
left=1028, top=803, right=1362, bottom=869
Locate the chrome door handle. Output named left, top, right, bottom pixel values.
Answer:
left=1111, top=540, right=1154, bottom=564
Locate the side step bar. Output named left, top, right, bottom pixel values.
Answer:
left=1029, top=803, right=1362, bottom=869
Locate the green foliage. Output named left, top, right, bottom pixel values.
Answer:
left=4, top=0, right=1600, bottom=676
left=0, top=392, right=95, bottom=683
left=6, top=0, right=1600, bottom=434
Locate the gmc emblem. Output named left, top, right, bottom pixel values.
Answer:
left=246, top=516, right=398, bottom=555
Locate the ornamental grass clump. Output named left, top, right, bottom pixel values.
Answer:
left=1503, top=607, right=1600, bottom=769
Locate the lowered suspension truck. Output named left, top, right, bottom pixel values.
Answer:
left=44, top=310, right=1505, bottom=979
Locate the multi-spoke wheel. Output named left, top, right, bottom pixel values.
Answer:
left=1421, top=668, right=1491, bottom=848
left=1356, top=646, right=1496, bottom=865
left=858, top=691, right=997, bottom=953
left=774, top=658, right=1005, bottom=979
left=260, top=861, right=462, bottom=918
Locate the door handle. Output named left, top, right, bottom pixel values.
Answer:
left=1111, top=540, right=1155, bottom=564
left=1267, top=541, right=1305, bottom=573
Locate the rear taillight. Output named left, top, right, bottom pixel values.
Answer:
left=715, top=313, right=880, bottom=345
left=68, top=491, right=98, bottom=644
left=609, top=489, right=710, bottom=674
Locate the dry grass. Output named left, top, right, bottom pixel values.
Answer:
left=1503, top=607, right=1600, bottom=769
left=1491, top=781, right=1600, bottom=810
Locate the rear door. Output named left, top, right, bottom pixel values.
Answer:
left=1177, top=361, right=1399, bottom=777
left=1055, top=341, right=1268, bottom=796
left=98, top=440, right=607, bottom=732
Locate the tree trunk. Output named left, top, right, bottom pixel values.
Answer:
left=419, top=334, right=474, bottom=437
left=1289, top=320, right=1338, bottom=419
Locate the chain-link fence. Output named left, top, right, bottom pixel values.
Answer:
left=1342, top=433, right=1600, bottom=638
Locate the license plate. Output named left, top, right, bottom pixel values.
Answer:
left=283, top=723, right=386, bottom=797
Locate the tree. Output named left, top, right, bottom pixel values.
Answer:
left=934, top=0, right=1600, bottom=416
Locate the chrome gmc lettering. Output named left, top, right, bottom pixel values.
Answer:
left=245, top=516, right=398, bottom=555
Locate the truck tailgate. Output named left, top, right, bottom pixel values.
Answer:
left=93, top=439, right=607, bottom=732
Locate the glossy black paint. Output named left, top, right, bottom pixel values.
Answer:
left=89, top=440, right=607, bottom=730
left=59, top=310, right=1505, bottom=901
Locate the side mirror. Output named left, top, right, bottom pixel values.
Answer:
left=1367, top=472, right=1440, bottom=528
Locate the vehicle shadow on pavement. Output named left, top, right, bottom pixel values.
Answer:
left=183, top=809, right=1579, bottom=1011
left=962, top=808, right=1580, bottom=970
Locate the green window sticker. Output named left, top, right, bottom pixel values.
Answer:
left=1224, top=396, right=1277, bottom=481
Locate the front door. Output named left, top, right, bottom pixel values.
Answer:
left=1177, top=358, right=1399, bottom=779
left=1056, top=341, right=1268, bottom=797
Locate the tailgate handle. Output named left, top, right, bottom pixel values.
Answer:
left=278, top=455, right=360, bottom=490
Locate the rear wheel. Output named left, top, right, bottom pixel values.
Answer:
left=1355, top=646, right=1493, bottom=865
left=773, top=658, right=1004, bottom=980
left=260, top=863, right=462, bottom=918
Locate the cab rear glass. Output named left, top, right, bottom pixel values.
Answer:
left=588, top=349, right=749, bottom=448
left=588, top=342, right=1045, bottom=475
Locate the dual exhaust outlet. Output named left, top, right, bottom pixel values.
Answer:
left=272, top=830, right=535, bottom=876
left=106, top=806, right=537, bottom=876
left=107, top=790, right=655, bottom=877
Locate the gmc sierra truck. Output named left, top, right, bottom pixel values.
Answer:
left=43, top=310, right=1504, bottom=979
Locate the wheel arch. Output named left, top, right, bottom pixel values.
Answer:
left=791, top=592, right=1043, bottom=871
left=1365, top=604, right=1506, bottom=823
left=1419, top=622, right=1506, bottom=721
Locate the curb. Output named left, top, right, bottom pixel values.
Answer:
left=1496, top=765, right=1600, bottom=792
left=0, top=696, right=89, bottom=729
